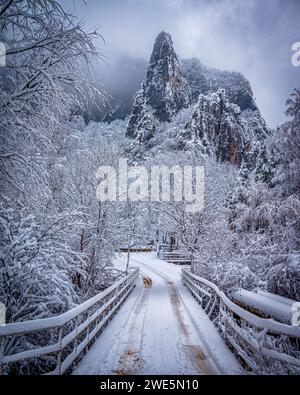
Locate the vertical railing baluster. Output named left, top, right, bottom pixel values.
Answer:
left=57, top=326, right=63, bottom=375
left=0, top=336, right=5, bottom=375
left=87, top=310, right=91, bottom=345
left=74, top=317, right=79, bottom=358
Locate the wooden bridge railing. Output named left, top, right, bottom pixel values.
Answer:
left=0, top=269, right=139, bottom=375
left=182, top=269, right=300, bottom=374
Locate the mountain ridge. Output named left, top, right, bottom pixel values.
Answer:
left=125, top=31, right=269, bottom=165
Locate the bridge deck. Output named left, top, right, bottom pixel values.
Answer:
left=73, top=252, right=241, bottom=375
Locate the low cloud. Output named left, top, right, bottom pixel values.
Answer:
left=62, top=0, right=300, bottom=127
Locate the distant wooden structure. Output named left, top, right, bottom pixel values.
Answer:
left=160, top=251, right=192, bottom=265
left=156, top=243, right=169, bottom=257
left=119, top=246, right=153, bottom=253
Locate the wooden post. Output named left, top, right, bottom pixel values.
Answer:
left=0, top=337, right=5, bottom=375
left=74, top=317, right=79, bottom=358
left=87, top=310, right=91, bottom=344
left=190, top=255, right=194, bottom=274
left=57, top=327, right=63, bottom=375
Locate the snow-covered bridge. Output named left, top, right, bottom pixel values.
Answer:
left=73, top=254, right=239, bottom=375
left=1, top=253, right=299, bottom=375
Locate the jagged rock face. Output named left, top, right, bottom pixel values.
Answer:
left=181, top=58, right=258, bottom=112
left=126, top=32, right=190, bottom=140
left=183, top=89, right=253, bottom=165
left=180, top=58, right=209, bottom=102
left=146, top=32, right=191, bottom=120
left=126, top=32, right=269, bottom=166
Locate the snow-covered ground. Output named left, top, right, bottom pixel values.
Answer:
left=233, top=289, right=296, bottom=324
left=73, top=252, right=241, bottom=375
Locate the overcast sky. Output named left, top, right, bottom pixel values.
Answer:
left=62, top=0, right=300, bottom=127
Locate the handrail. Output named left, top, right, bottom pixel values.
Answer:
left=182, top=268, right=300, bottom=374
left=0, top=268, right=139, bottom=375
left=184, top=270, right=300, bottom=338
left=0, top=271, right=138, bottom=337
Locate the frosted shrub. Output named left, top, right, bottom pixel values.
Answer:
left=266, top=255, right=300, bottom=301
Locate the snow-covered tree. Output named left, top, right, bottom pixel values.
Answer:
left=254, top=143, right=276, bottom=184
left=0, top=204, right=83, bottom=323
left=154, top=155, right=236, bottom=273
left=223, top=88, right=300, bottom=300
left=0, top=0, right=105, bottom=322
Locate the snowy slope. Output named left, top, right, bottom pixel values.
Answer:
left=73, top=252, right=241, bottom=375
left=233, top=289, right=297, bottom=324
left=256, top=290, right=297, bottom=307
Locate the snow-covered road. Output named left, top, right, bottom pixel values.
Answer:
left=73, top=252, right=241, bottom=375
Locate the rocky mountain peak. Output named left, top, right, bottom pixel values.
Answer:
left=149, top=31, right=174, bottom=64
left=126, top=32, right=190, bottom=140
left=126, top=32, right=268, bottom=166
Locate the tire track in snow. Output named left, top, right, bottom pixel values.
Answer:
left=130, top=258, right=219, bottom=375
left=74, top=254, right=241, bottom=375
left=114, top=273, right=152, bottom=375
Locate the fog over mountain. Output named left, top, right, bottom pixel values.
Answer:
left=61, top=0, right=300, bottom=127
